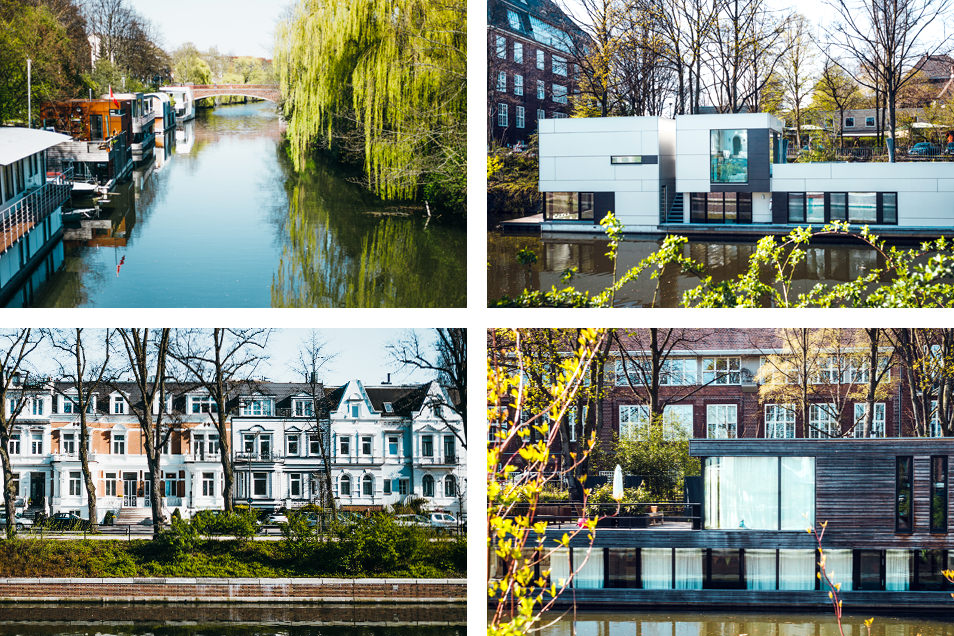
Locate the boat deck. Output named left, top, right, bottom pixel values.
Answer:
left=0, top=221, right=35, bottom=254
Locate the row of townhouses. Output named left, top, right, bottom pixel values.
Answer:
left=6, top=378, right=464, bottom=523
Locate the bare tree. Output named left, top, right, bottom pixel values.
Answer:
left=83, top=0, right=136, bottom=64
left=44, top=328, right=110, bottom=528
left=293, top=331, right=337, bottom=511
left=169, top=328, right=270, bottom=512
left=887, top=328, right=954, bottom=436
left=861, top=329, right=896, bottom=437
left=388, top=328, right=466, bottom=447
left=814, top=59, right=863, bottom=148
left=110, top=328, right=173, bottom=536
left=825, top=0, right=952, bottom=160
left=0, top=330, right=43, bottom=539
left=778, top=14, right=815, bottom=148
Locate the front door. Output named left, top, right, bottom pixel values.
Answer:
left=29, top=473, right=44, bottom=507
left=123, top=473, right=137, bottom=507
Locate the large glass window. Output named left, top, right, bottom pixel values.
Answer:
left=706, top=549, right=743, bottom=589
left=897, top=456, right=913, bottom=533
left=710, top=129, right=748, bottom=183
left=574, top=547, right=604, bottom=589
left=662, top=404, right=693, bottom=440
left=830, top=192, right=847, bottom=221
left=807, top=192, right=825, bottom=222
left=932, top=456, right=948, bottom=533
left=544, top=192, right=607, bottom=221
left=915, top=550, right=950, bottom=590
left=848, top=192, right=877, bottom=222
left=778, top=549, right=815, bottom=590
left=854, top=550, right=883, bottom=590
left=705, top=456, right=815, bottom=530
left=675, top=548, right=703, bottom=589
left=788, top=193, right=805, bottom=223
left=745, top=549, right=777, bottom=590
left=702, top=357, right=741, bottom=384
left=808, top=403, right=839, bottom=438
left=883, top=192, right=898, bottom=224
left=886, top=549, right=911, bottom=591
left=606, top=548, right=640, bottom=588
left=641, top=548, right=672, bottom=589
left=823, top=549, right=853, bottom=592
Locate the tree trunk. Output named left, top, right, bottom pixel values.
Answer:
left=79, top=417, right=97, bottom=527
left=220, top=437, right=234, bottom=512
left=0, top=438, right=15, bottom=539
left=147, top=454, right=162, bottom=537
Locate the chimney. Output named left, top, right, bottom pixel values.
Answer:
left=383, top=373, right=391, bottom=385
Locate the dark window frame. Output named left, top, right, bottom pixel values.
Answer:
left=931, top=455, right=948, bottom=533
left=689, top=192, right=752, bottom=224
left=704, top=548, right=745, bottom=589
left=784, top=191, right=898, bottom=225
left=853, top=549, right=886, bottom=591
left=543, top=191, right=614, bottom=222
left=605, top=547, right=641, bottom=588
left=896, top=456, right=914, bottom=533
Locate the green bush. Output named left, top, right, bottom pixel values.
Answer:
left=154, top=516, right=200, bottom=557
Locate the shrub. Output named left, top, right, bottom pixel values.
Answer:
left=154, top=516, right=200, bottom=557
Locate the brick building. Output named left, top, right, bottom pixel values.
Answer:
left=487, top=0, right=587, bottom=147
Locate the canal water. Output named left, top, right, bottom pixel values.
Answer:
left=31, top=101, right=466, bottom=308
left=488, top=231, right=889, bottom=307
left=539, top=611, right=954, bottom=636
left=0, top=603, right=464, bottom=635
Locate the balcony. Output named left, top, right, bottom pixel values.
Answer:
left=334, top=454, right=385, bottom=466
left=0, top=169, right=72, bottom=256
left=186, top=452, right=221, bottom=463
left=234, top=451, right=283, bottom=463
left=416, top=454, right=459, bottom=466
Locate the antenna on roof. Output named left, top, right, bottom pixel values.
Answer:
left=383, top=373, right=391, bottom=385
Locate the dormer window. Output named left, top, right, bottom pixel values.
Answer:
left=241, top=398, right=272, bottom=416
left=30, top=397, right=45, bottom=416
left=111, top=395, right=126, bottom=414
left=191, top=395, right=218, bottom=414
left=294, top=399, right=313, bottom=417
left=350, top=403, right=360, bottom=418
left=61, top=396, right=77, bottom=414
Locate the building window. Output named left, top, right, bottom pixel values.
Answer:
left=422, top=474, right=435, bottom=497
left=362, top=474, right=373, bottom=496
left=31, top=398, right=44, bottom=415
left=619, top=405, right=650, bottom=440
left=514, top=41, right=523, bottom=63
left=112, top=433, right=125, bottom=455
left=865, top=116, right=875, bottom=127
left=61, top=397, right=76, bottom=414
left=552, top=84, right=567, bottom=104
left=662, top=405, right=693, bottom=440
left=689, top=192, right=753, bottom=224
left=8, top=434, right=19, bottom=455
left=421, top=435, right=434, bottom=457
left=398, top=478, right=409, bottom=495
left=497, top=71, right=507, bottom=92
left=516, top=106, right=525, bottom=129
left=253, top=472, right=268, bottom=497
left=702, top=357, right=741, bottom=384
left=765, top=404, right=796, bottom=438
left=443, top=436, right=456, bottom=462
left=383, top=479, right=392, bottom=495
left=69, top=471, right=81, bottom=496
left=705, top=456, right=815, bottom=530
left=848, top=192, right=877, bottom=222
left=202, top=472, right=215, bottom=496
left=661, top=358, right=697, bottom=385
left=112, top=396, right=126, bottom=414
left=543, top=191, right=611, bottom=222
left=191, top=396, right=218, bottom=413
left=294, top=399, right=313, bottom=417
left=897, top=456, right=914, bottom=533
left=814, top=356, right=841, bottom=384
left=706, top=404, right=737, bottom=439
left=845, top=117, right=855, bottom=127
left=536, top=49, right=544, bottom=69
left=506, top=9, right=521, bottom=30
left=710, top=129, right=748, bottom=183
left=62, top=431, right=76, bottom=455
left=388, top=435, right=399, bottom=455
left=496, top=35, right=506, bottom=58
left=883, top=192, right=898, bottom=224
left=932, top=456, right=947, bottom=533
left=339, top=437, right=350, bottom=455
left=286, top=434, right=299, bottom=456
left=537, top=108, right=545, bottom=121
left=444, top=474, right=457, bottom=497
left=104, top=472, right=117, bottom=497
left=350, top=403, right=360, bottom=418
left=514, top=75, right=524, bottom=98
left=340, top=474, right=352, bottom=496
left=308, top=434, right=321, bottom=456
left=536, top=80, right=545, bottom=100
left=808, top=403, right=839, bottom=438
left=552, top=56, right=567, bottom=76
left=361, top=435, right=372, bottom=455
left=30, top=432, right=42, bottom=455
left=241, top=399, right=272, bottom=416
left=853, top=403, right=885, bottom=437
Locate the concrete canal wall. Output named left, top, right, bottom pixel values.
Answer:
left=0, top=577, right=466, bottom=603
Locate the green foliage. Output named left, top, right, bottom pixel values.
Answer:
left=103, top=510, right=116, bottom=526
left=190, top=509, right=258, bottom=542
left=537, top=487, right=570, bottom=503
left=614, top=424, right=699, bottom=501
left=500, top=216, right=954, bottom=308
left=154, top=516, right=200, bottom=557
left=275, top=0, right=466, bottom=213
left=172, top=44, right=212, bottom=84
left=488, top=141, right=541, bottom=219
left=390, top=497, right=427, bottom=515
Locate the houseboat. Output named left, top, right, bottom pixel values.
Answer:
left=513, top=438, right=954, bottom=612
left=536, top=113, right=954, bottom=236
left=160, top=86, right=196, bottom=122
left=0, top=128, right=72, bottom=306
left=145, top=92, right=176, bottom=161
left=105, top=92, right=156, bottom=166
left=39, top=99, right=133, bottom=194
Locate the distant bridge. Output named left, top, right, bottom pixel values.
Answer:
left=189, top=84, right=280, bottom=103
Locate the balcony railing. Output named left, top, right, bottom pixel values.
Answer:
left=0, top=168, right=72, bottom=256
left=786, top=145, right=954, bottom=162
left=235, top=451, right=282, bottom=462
left=417, top=454, right=458, bottom=465
left=334, top=454, right=385, bottom=465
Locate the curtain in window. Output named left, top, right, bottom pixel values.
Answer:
left=778, top=549, right=815, bottom=590
left=574, top=548, right=604, bottom=589
left=780, top=457, right=815, bottom=530
left=674, top=623, right=703, bottom=636
left=674, top=548, right=703, bottom=589
left=745, top=549, right=777, bottom=590
left=821, top=549, right=853, bottom=592
left=550, top=547, right=570, bottom=588
left=641, top=548, right=672, bottom=589
left=705, top=457, right=778, bottom=529
left=886, top=550, right=911, bottom=591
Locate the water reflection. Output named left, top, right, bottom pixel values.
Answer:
left=488, top=232, right=886, bottom=307
left=28, top=101, right=465, bottom=307
left=540, top=612, right=954, bottom=636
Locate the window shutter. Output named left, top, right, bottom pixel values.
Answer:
left=177, top=471, right=185, bottom=497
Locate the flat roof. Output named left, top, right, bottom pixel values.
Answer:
left=0, top=128, right=71, bottom=166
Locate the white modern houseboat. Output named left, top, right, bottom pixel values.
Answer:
left=537, top=113, right=954, bottom=236
left=0, top=128, right=72, bottom=306
left=160, top=86, right=196, bottom=122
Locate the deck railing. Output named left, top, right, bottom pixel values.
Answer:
left=785, top=146, right=954, bottom=162
left=509, top=501, right=703, bottom=529
left=0, top=168, right=72, bottom=256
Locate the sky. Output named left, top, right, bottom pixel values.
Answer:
left=25, top=329, right=442, bottom=386
left=126, top=0, right=291, bottom=58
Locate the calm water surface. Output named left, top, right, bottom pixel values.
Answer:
left=539, top=611, right=954, bottom=636
left=488, top=231, right=889, bottom=307
left=33, top=102, right=465, bottom=307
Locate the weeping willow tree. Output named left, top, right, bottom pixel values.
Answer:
left=275, top=0, right=466, bottom=213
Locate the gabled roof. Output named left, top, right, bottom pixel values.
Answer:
left=489, top=0, right=587, bottom=53
left=913, top=54, right=954, bottom=81
left=365, top=383, right=430, bottom=417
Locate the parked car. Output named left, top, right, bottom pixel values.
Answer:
left=908, top=142, right=941, bottom=156
left=0, top=512, right=32, bottom=531
left=393, top=514, right=429, bottom=527
left=427, top=512, right=458, bottom=531
left=45, top=511, right=91, bottom=531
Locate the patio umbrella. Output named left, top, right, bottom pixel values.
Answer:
left=612, top=464, right=623, bottom=500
